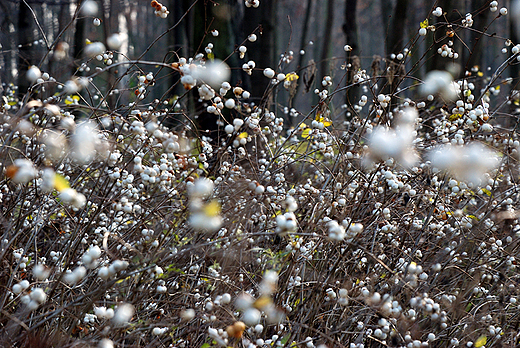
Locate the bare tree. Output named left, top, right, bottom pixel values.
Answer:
left=386, top=0, right=409, bottom=57
left=386, top=0, right=409, bottom=97
left=242, top=0, right=277, bottom=106
left=318, top=0, right=335, bottom=87
left=343, top=0, right=359, bottom=109
left=465, top=0, right=492, bottom=73
left=18, top=1, right=36, bottom=95
left=72, top=1, right=87, bottom=74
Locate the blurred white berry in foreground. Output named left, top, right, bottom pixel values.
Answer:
left=429, top=143, right=499, bottom=186
left=107, top=33, right=125, bottom=50
left=81, top=0, right=98, bottom=15
left=328, top=220, right=346, bottom=241
left=191, top=59, right=230, bottom=88
left=84, top=42, right=106, bottom=58
left=112, top=303, right=135, bottom=326
left=71, top=121, right=98, bottom=163
left=6, top=159, right=37, bottom=184
left=420, top=70, right=459, bottom=101
left=188, top=178, right=214, bottom=199
left=242, top=308, right=261, bottom=325
left=33, top=264, right=51, bottom=280
left=365, top=108, right=418, bottom=168
left=98, top=339, right=114, bottom=348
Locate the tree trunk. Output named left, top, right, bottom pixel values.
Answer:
left=318, top=0, right=335, bottom=87
left=296, top=0, right=314, bottom=72
left=106, top=0, right=120, bottom=107
left=465, top=0, right=491, bottom=73
left=293, top=0, right=315, bottom=109
left=51, top=1, right=72, bottom=80
left=242, top=0, right=277, bottom=107
left=387, top=0, right=409, bottom=56
left=73, top=1, right=87, bottom=75
left=18, top=1, right=35, bottom=95
left=427, top=0, right=455, bottom=72
left=343, top=0, right=359, bottom=111
left=380, top=0, right=408, bottom=98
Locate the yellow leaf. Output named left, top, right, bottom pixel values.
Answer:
left=420, top=19, right=429, bottom=28
left=301, top=128, right=311, bottom=139
left=315, top=113, right=332, bottom=127
left=64, top=95, right=80, bottom=105
left=253, top=295, right=273, bottom=310
left=285, top=72, right=299, bottom=81
left=449, top=113, right=462, bottom=121
left=481, top=188, right=492, bottom=196
left=203, top=200, right=221, bottom=217
left=53, top=174, right=70, bottom=192
left=238, top=132, right=248, bottom=139
left=477, top=71, right=484, bottom=77
left=467, top=214, right=480, bottom=221
left=85, top=39, right=92, bottom=44
left=116, top=276, right=130, bottom=284
left=474, top=335, right=487, bottom=348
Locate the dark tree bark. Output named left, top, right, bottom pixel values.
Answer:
left=343, top=0, right=359, bottom=109
left=105, top=0, right=120, bottom=107
left=189, top=1, right=238, bottom=138
left=18, top=1, right=35, bottom=95
left=242, top=0, right=277, bottom=107
left=0, top=1, right=16, bottom=98
left=465, top=0, right=492, bottom=73
left=318, top=0, right=335, bottom=87
left=72, top=1, right=87, bottom=75
left=296, top=0, right=313, bottom=72
left=292, top=0, right=314, bottom=110
left=510, top=9, right=520, bottom=82
left=165, top=0, right=185, bottom=111
left=52, top=0, right=72, bottom=80
left=343, top=0, right=358, bottom=54
left=378, top=0, right=409, bottom=98
left=387, top=0, right=409, bottom=56
left=427, top=0, right=463, bottom=73
left=389, top=0, right=409, bottom=96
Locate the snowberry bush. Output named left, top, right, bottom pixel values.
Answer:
left=2, top=1, right=520, bottom=348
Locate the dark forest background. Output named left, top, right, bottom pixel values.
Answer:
left=0, top=0, right=514, bottom=113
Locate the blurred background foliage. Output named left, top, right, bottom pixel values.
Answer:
left=0, top=0, right=513, bottom=115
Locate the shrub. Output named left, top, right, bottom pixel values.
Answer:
left=1, top=1, right=520, bottom=348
